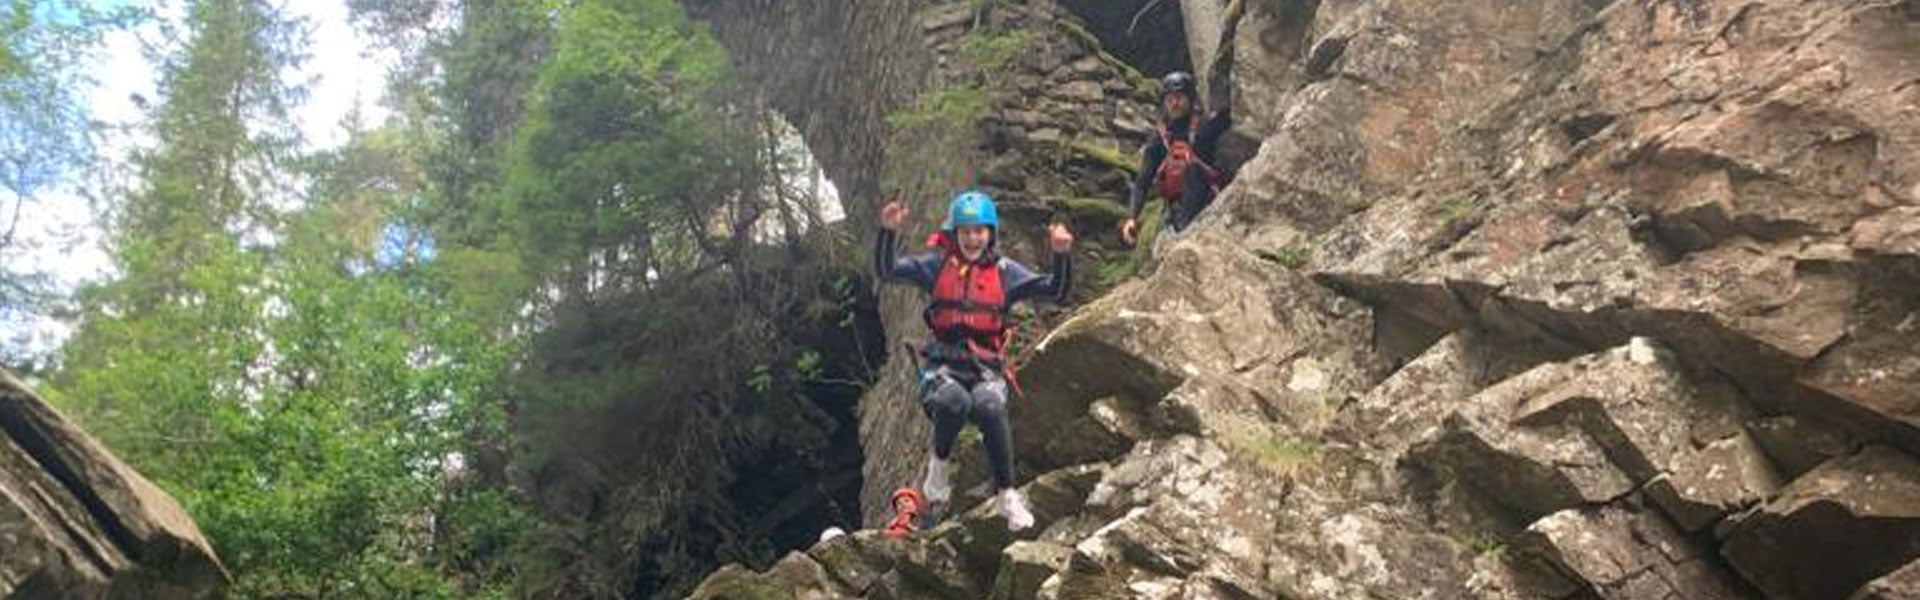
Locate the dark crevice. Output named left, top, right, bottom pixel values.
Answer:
left=1054, top=0, right=1193, bottom=79
left=1304, top=35, right=1349, bottom=80
left=723, top=270, right=885, bottom=568
left=1559, top=113, right=1616, bottom=144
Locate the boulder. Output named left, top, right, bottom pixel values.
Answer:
left=1514, top=504, right=1749, bottom=600
left=0, top=372, right=227, bottom=600
left=989, top=541, right=1086, bottom=600
left=1721, top=446, right=1920, bottom=600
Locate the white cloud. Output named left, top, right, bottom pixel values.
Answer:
left=292, top=0, right=395, bottom=149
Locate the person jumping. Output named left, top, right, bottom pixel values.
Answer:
left=875, top=190, right=1074, bottom=531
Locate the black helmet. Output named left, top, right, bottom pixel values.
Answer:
left=1159, top=71, right=1197, bottom=99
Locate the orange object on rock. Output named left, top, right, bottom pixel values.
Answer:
left=883, top=488, right=924, bottom=539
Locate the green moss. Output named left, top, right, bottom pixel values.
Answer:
left=1067, top=139, right=1141, bottom=174
left=1257, top=239, right=1315, bottom=270
left=1218, top=415, right=1319, bottom=476
left=1056, top=196, right=1128, bottom=220
left=887, top=83, right=989, bottom=133
left=1130, top=200, right=1162, bottom=264
left=1432, top=194, right=1483, bottom=224
left=1461, top=533, right=1508, bottom=561
left=1237, top=432, right=1318, bottom=475
left=1092, top=201, right=1160, bottom=287
left=1095, top=256, right=1133, bottom=288
left=883, top=80, right=992, bottom=195
left=957, top=29, right=1033, bottom=72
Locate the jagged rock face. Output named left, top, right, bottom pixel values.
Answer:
left=0, top=372, right=227, bottom=599
left=686, top=0, right=1920, bottom=599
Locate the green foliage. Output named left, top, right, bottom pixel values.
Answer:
left=1217, top=414, right=1318, bottom=477
left=499, top=0, right=754, bottom=296
left=50, top=0, right=869, bottom=599
left=50, top=2, right=529, bottom=595
left=1, top=0, right=139, bottom=199
left=1463, top=532, right=1508, bottom=561
left=1095, top=254, right=1133, bottom=288
left=955, top=29, right=1031, bottom=72
left=1259, top=239, right=1315, bottom=270
left=1432, top=193, right=1483, bottom=225
left=0, top=0, right=142, bottom=352
left=885, top=83, right=989, bottom=135
left=1096, top=201, right=1161, bottom=286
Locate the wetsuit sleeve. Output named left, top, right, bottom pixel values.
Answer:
left=1197, top=110, right=1233, bottom=161
left=1205, top=0, right=1241, bottom=119
left=875, top=229, right=939, bottom=290
left=1127, top=140, right=1167, bottom=220
left=1001, top=253, right=1073, bottom=306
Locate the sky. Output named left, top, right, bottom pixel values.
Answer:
left=7, top=0, right=393, bottom=358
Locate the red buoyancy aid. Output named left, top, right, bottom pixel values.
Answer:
left=928, top=256, right=1006, bottom=344
left=1155, top=115, right=1223, bottom=203
left=922, top=231, right=1009, bottom=365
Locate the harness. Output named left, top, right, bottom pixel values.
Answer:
left=1154, top=115, right=1223, bottom=203
left=917, top=232, right=1024, bottom=396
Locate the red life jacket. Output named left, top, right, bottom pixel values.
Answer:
left=1155, top=115, right=1223, bottom=203
left=922, top=232, right=1008, bottom=365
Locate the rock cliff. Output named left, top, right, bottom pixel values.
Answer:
left=683, top=0, right=1920, bottom=598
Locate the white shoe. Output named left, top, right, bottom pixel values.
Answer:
left=998, top=488, right=1034, bottom=531
left=923, top=457, right=952, bottom=505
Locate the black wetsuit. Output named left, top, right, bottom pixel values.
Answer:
left=1126, top=109, right=1233, bottom=233
left=1128, top=10, right=1242, bottom=235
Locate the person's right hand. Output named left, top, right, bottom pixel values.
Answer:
left=1120, top=218, right=1138, bottom=246
left=880, top=193, right=907, bottom=231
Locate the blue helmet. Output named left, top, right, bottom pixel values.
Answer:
left=943, top=190, right=999, bottom=230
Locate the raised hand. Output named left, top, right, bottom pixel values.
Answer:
left=879, top=192, right=908, bottom=231
left=1119, top=218, right=1138, bottom=247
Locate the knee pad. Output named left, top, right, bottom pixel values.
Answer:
left=921, top=375, right=970, bottom=416
left=971, top=379, right=1009, bottom=414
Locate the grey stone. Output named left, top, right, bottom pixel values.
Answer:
left=0, top=372, right=227, bottom=600
left=1515, top=504, right=1748, bottom=600
left=1721, top=446, right=1920, bottom=600
left=1850, top=558, right=1920, bottom=600
left=990, top=541, right=1081, bottom=600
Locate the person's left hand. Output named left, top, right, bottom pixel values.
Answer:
left=1048, top=223, right=1074, bottom=253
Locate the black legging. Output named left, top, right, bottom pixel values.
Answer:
left=921, top=367, right=1015, bottom=490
